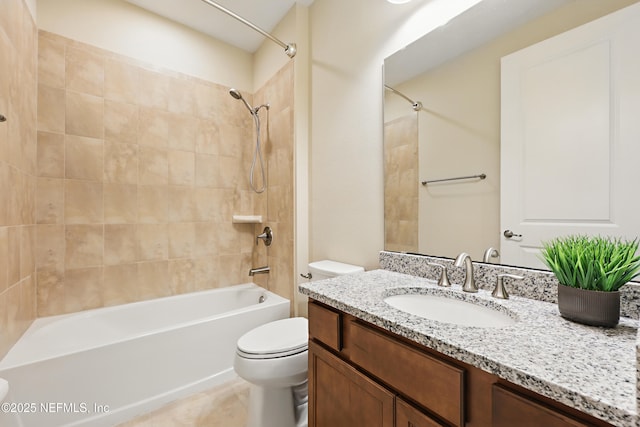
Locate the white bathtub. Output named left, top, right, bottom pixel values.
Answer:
left=0, top=283, right=289, bottom=427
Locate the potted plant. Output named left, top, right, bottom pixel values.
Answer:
left=541, top=235, right=640, bottom=327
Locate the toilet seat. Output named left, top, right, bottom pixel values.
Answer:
left=237, top=317, right=308, bottom=360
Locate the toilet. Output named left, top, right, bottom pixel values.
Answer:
left=234, top=260, right=364, bottom=427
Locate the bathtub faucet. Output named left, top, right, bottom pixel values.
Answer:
left=249, top=266, right=270, bottom=276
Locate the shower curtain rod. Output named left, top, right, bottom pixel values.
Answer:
left=199, top=0, right=297, bottom=58
left=384, top=84, right=422, bottom=111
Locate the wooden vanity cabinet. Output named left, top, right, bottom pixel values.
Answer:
left=309, top=301, right=459, bottom=427
left=308, top=300, right=615, bottom=427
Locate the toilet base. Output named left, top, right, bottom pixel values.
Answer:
left=292, top=380, right=308, bottom=427
left=296, top=402, right=308, bottom=427
left=247, top=382, right=308, bottom=427
left=247, top=385, right=294, bottom=427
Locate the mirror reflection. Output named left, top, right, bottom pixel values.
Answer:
left=383, top=0, right=640, bottom=268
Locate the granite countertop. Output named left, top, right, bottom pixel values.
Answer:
left=299, top=269, right=639, bottom=427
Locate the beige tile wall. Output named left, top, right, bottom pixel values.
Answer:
left=0, top=0, right=38, bottom=359
left=384, top=114, right=418, bottom=253
left=251, top=63, right=295, bottom=307
left=35, top=31, right=294, bottom=317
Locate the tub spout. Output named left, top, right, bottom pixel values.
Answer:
left=249, top=266, right=270, bottom=276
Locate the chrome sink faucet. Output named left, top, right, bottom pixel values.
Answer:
left=454, top=252, right=477, bottom=293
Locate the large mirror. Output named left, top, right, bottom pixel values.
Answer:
left=383, top=0, right=640, bottom=267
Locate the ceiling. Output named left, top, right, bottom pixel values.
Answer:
left=126, top=0, right=314, bottom=53
left=385, top=0, right=572, bottom=86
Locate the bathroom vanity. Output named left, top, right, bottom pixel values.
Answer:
left=299, top=266, right=639, bottom=427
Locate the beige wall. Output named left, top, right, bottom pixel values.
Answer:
left=0, top=0, right=38, bottom=359
left=24, top=0, right=36, bottom=19
left=36, top=0, right=253, bottom=91
left=384, top=0, right=639, bottom=261
left=308, top=0, right=394, bottom=271
left=254, top=5, right=297, bottom=91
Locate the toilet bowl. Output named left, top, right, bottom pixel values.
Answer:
left=234, top=317, right=309, bottom=427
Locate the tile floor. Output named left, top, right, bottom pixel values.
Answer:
left=117, top=378, right=250, bottom=427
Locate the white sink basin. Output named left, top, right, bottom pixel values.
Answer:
left=384, top=294, right=516, bottom=328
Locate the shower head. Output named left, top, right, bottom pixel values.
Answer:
left=229, top=88, right=255, bottom=114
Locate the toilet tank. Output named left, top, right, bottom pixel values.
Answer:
left=308, top=260, right=364, bottom=281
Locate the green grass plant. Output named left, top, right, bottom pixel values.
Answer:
left=541, top=235, right=640, bottom=292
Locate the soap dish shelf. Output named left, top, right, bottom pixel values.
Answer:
left=232, top=215, right=263, bottom=224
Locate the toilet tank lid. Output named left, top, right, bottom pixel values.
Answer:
left=237, top=318, right=308, bottom=356
left=308, top=260, right=364, bottom=276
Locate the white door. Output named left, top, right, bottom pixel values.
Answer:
left=501, top=2, right=640, bottom=269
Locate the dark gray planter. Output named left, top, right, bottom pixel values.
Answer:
left=557, top=284, right=620, bottom=327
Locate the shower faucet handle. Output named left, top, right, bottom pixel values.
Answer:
left=256, top=226, right=273, bottom=246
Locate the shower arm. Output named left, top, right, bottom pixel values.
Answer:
left=384, top=84, right=422, bottom=111
left=199, top=0, right=297, bottom=58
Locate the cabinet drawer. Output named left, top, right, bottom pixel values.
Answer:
left=349, top=321, right=464, bottom=427
left=396, top=398, right=446, bottom=427
left=308, top=302, right=341, bottom=351
left=492, top=385, right=590, bottom=427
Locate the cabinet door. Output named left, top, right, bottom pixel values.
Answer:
left=493, top=385, right=590, bottom=427
left=309, top=340, right=394, bottom=427
left=396, top=398, right=446, bottom=427
left=500, top=2, right=640, bottom=268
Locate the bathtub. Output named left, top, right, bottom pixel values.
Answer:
left=0, top=283, right=289, bottom=427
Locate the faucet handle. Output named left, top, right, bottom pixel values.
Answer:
left=492, top=274, right=524, bottom=299
left=483, top=247, right=500, bottom=263
left=427, top=262, right=451, bottom=287
left=256, top=226, right=273, bottom=246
